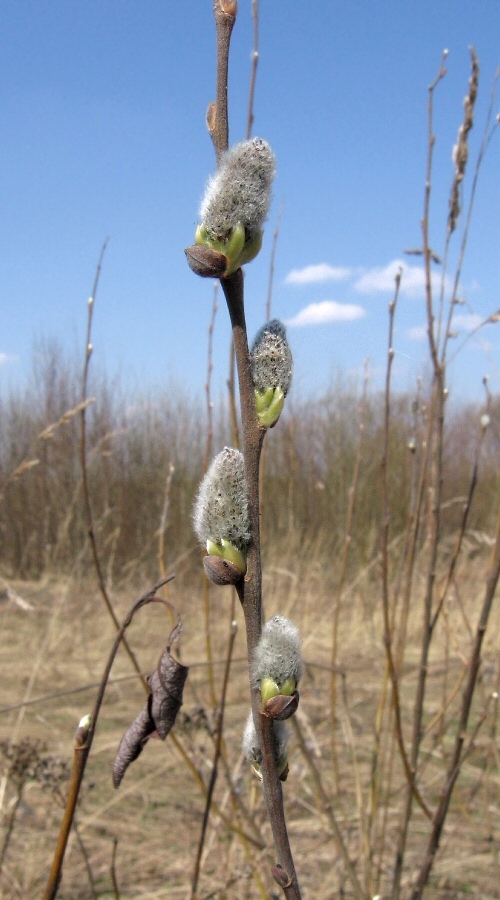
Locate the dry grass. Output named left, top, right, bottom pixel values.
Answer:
left=1, top=535, right=499, bottom=898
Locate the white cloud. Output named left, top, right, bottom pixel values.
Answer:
left=451, top=313, right=483, bottom=332
left=408, top=325, right=428, bottom=342
left=355, top=259, right=450, bottom=298
left=0, top=352, right=18, bottom=368
left=286, top=300, right=366, bottom=327
left=285, top=263, right=352, bottom=285
left=409, top=313, right=485, bottom=343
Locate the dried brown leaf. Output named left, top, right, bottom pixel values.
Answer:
left=112, top=704, right=155, bottom=788
left=113, top=643, right=188, bottom=786
left=150, top=648, right=189, bottom=740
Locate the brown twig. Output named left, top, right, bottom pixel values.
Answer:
left=291, top=715, right=365, bottom=899
left=443, top=57, right=500, bottom=367
left=265, top=205, right=283, bottom=321
left=0, top=784, right=23, bottom=874
left=157, top=462, right=175, bottom=592
left=223, top=240, right=301, bottom=900
left=422, top=53, right=447, bottom=374
left=330, top=361, right=368, bottom=793
left=380, top=273, right=431, bottom=823
left=429, top=417, right=486, bottom=633
left=391, top=52, right=498, bottom=899
left=80, top=240, right=148, bottom=693
left=43, top=577, right=174, bottom=899
left=209, top=0, right=236, bottom=163
left=227, top=341, right=241, bottom=448
left=211, top=5, right=301, bottom=892
left=246, top=0, right=260, bottom=140
left=110, top=837, right=120, bottom=899
left=202, top=284, right=219, bottom=709
left=190, top=613, right=238, bottom=897
left=72, top=823, right=98, bottom=898
left=411, top=501, right=500, bottom=898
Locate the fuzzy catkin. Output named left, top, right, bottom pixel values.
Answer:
left=252, top=615, right=303, bottom=688
left=242, top=711, right=288, bottom=767
left=251, top=319, right=293, bottom=395
left=200, top=138, right=275, bottom=242
left=192, top=447, right=250, bottom=550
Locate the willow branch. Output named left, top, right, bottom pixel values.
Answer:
left=80, top=240, right=148, bottom=693
left=411, top=501, right=500, bottom=898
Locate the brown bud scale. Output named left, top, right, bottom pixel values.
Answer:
left=185, top=244, right=227, bottom=278
left=262, top=691, right=299, bottom=721
left=203, top=554, right=243, bottom=586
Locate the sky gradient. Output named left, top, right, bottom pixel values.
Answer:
left=1, top=1, right=499, bottom=406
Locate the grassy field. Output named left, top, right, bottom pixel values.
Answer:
left=1, top=529, right=499, bottom=898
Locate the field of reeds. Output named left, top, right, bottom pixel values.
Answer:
left=1, top=339, right=500, bottom=897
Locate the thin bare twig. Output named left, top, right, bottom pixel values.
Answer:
left=246, top=0, right=260, bottom=140
left=381, top=273, right=431, bottom=824
left=43, top=577, right=174, bottom=899
left=110, top=837, right=120, bottom=899
left=411, top=502, right=500, bottom=898
left=209, top=0, right=236, bottom=163
left=291, top=716, right=365, bottom=900
left=422, top=52, right=448, bottom=374
left=190, top=614, right=238, bottom=898
left=330, top=362, right=368, bottom=793
left=265, top=205, right=283, bottom=322
left=203, top=284, right=219, bottom=709
left=79, top=240, right=148, bottom=693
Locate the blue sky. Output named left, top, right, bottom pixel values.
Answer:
left=1, top=1, right=499, bottom=406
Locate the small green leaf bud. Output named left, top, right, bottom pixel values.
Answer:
left=251, top=320, right=292, bottom=427
left=252, top=615, right=303, bottom=706
left=74, top=713, right=91, bottom=748
left=261, top=676, right=280, bottom=704
left=194, top=138, right=275, bottom=275
left=206, top=538, right=247, bottom=572
left=255, top=387, right=285, bottom=429
left=193, top=448, right=250, bottom=582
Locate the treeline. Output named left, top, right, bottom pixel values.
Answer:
left=1, top=340, right=499, bottom=582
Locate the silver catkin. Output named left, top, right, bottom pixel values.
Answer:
left=251, top=319, right=293, bottom=395
left=252, top=615, right=303, bottom=688
left=192, top=447, right=250, bottom=550
left=242, top=711, right=288, bottom=767
left=200, top=138, right=275, bottom=243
